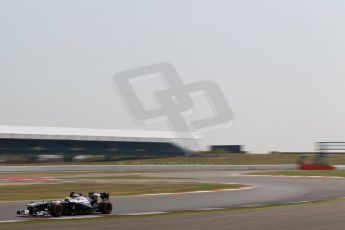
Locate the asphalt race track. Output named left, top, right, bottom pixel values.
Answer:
left=6, top=201, right=345, bottom=230
left=1, top=169, right=345, bottom=224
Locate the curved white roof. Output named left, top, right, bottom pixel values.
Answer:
left=0, top=125, right=198, bottom=143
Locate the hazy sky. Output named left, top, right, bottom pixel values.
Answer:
left=0, top=0, right=344, bottom=152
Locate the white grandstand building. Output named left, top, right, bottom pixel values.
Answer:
left=0, top=125, right=199, bottom=159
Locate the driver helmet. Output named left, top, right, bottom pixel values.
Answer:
left=70, top=192, right=83, bottom=198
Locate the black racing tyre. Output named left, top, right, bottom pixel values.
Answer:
left=51, top=203, right=63, bottom=217
left=99, top=201, right=112, bottom=214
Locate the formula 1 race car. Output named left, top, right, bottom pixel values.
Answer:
left=17, top=192, right=112, bottom=217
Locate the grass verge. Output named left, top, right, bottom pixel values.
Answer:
left=2, top=153, right=345, bottom=165
left=0, top=154, right=306, bottom=165
left=0, top=153, right=345, bottom=166
left=0, top=171, right=185, bottom=180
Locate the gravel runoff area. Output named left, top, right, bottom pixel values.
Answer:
left=245, top=170, right=345, bottom=177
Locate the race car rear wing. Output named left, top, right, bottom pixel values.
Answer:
left=89, top=192, right=110, bottom=201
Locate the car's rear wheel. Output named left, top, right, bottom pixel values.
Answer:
left=51, top=203, right=63, bottom=217
left=99, top=201, right=112, bottom=214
